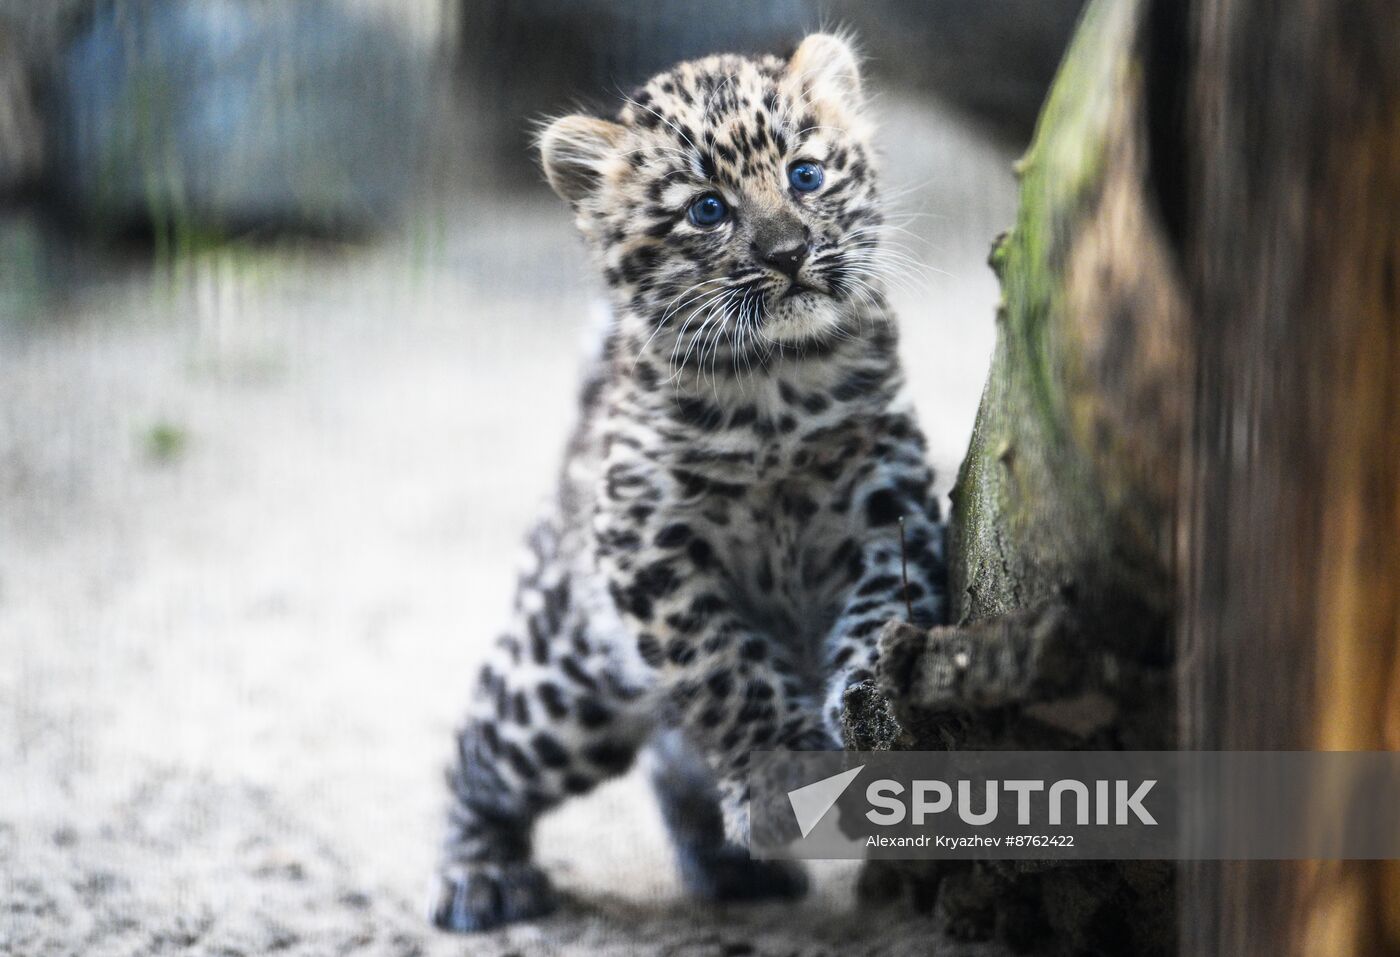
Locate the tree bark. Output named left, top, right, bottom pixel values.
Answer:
left=845, top=0, right=1400, bottom=953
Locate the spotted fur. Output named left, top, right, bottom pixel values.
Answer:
left=432, top=34, right=946, bottom=932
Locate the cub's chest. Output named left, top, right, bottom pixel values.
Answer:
left=703, top=475, right=865, bottom=645
left=670, top=408, right=870, bottom=490
left=669, top=419, right=876, bottom=563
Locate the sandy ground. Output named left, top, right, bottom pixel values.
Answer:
left=0, top=95, right=1018, bottom=956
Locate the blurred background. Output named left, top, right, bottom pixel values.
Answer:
left=0, top=2, right=1080, bottom=953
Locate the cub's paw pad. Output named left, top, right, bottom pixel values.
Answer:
left=430, top=862, right=555, bottom=933
left=679, top=845, right=809, bottom=902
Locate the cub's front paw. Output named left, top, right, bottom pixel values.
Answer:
left=678, top=844, right=809, bottom=902
left=429, top=862, right=555, bottom=933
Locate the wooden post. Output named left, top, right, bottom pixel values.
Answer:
left=1176, top=1, right=1400, bottom=953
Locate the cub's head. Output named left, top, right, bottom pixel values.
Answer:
left=539, top=34, right=885, bottom=359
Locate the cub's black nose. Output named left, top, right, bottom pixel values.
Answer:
left=763, top=243, right=809, bottom=279
left=752, top=213, right=810, bottom=279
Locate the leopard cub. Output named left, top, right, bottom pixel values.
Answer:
left=433, top=34, right=946, bottom=931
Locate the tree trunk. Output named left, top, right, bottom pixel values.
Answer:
left=845, top=0, right=1400, bottom=953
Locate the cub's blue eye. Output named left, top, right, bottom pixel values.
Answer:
left=788, top=161, right=824, bottom=193
left=687, top=193, right=729, bottom=227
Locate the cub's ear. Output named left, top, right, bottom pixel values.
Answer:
left=787, top=33, right=863, bottom=110
left=538, top=114, right=625, bottom=205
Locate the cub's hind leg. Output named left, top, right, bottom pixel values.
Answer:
left=432, top=524, right=656, bottom=933
left=648, top=729, right=808, bottom=903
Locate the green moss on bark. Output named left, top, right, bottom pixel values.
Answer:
left=949, top=0, right=1167, bottom=637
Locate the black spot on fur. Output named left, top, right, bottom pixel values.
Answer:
left=560, top=656, right=599, bottom=691
left=584, top=742, right=634, bottom=775
left=702, top=628, right=735, bottom=654
left=633, top=561, right=680, bottom=600
left=782, top=493, right=819, bottom=521
left=529, top=616, right=551, bottom=665
left=858, top=575, right=903, bottom=598
left=689, top=593, right=725, bottom=621
left=576, top=697, right=613, bottom=728
left=832, top=367, right=887, bottom=402
left=848, top=618, right=885, bottom=638
left=537, top=681, right=569, bottom=720
left=864, top=488, right=904, bottom=527
left=664, top=610, right=700, bottom=635
left=738, top=695, right=775, bottom=723
left=620, top=245, right=662, bottom=283
left=672, top=469, right=747, bottom=499
left=846, top=598, right=885, bottom=616
left=611, top=579, right=654, bottom=622
left=504, top=744, right=538, bottom=781
left=654, top=523, right=693, bottom=548
left=674, top=397, right=725, bottom=431
left=727, top=404, right=758, bottom=429
left=706, top=669, right=733, bottom=699
left=686, top=537, right=714, bottom=569
left=740, top=637, right=766, bottom=661
left=570, top=624, right=591, bottom=655
left=756, top=563, right=774, bottom=593
left=637, top=633, right=665, bottom=667
left=531, top=733, right=570, bottom=769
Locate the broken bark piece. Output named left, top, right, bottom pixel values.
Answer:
left=840, top=678, right=912, bottom=752
left=878, top=603, right=1084, bottom=713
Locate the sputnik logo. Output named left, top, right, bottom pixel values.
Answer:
left=786, top=765, right=864, bottom=838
